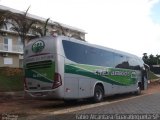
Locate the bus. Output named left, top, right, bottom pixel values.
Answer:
left=24, top=35, right=148, bottom=102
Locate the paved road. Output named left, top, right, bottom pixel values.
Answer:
left=23, top=92, right=160, bottom=120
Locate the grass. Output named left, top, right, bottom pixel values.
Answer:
left=0, top=67, right=23, bottom=92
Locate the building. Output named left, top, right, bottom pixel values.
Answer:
left=0, top=5, right=86, bottom=68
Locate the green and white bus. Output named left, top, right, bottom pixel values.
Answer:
left=24, top=36, right=148, bottom=102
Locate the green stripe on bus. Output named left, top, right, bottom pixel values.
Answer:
left=25, top=70, right=53, bottom=83
left=25, top=62, right=55, bottom=83
left=65, top=64, right=137, bottom=86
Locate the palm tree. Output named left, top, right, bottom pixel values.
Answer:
left=31, top=18, right=50, bottom=37
left=8, top=7, right=37, bottom=49
left=53, top=22, right=66, bottom=36
left=31, top=19, right=67, bottom=37
left=0, top=15, right=6, bottom=29
left=0, top=10, right=12, bottom=30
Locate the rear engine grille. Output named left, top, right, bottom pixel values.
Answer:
left=26, top=60, right=52, bottom=69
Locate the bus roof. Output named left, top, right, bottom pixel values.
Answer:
left=27, top=35, right=141, bottom=60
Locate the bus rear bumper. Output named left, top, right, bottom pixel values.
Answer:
left=24, top=89, right=63, bottom=100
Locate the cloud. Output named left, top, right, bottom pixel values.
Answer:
left=84, top=0, right=160, bottom=57
left=1, top=0, right=160, bottom=57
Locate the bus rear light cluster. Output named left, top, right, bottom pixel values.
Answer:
left=52, top=73, right=62, bottom=89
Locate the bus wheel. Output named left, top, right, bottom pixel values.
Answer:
left=93, top=85, right=104, bottom=102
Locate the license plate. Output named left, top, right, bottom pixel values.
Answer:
left=34, top=92, right=43, bottom=96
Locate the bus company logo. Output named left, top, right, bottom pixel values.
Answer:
left=32, top=40, right=45, bottom=53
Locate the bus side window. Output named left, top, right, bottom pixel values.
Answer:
left=114, top=54, right=129, bottom=69
left=85, top=47, right=99, bottom=66
left=62, top=40, right=87, bottom=64
left=103, top=51, right=114, bottom=67
left=85, top=47, right=114, bottom=67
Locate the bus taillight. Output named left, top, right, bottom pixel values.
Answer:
left=52, top=73, right=62, bottom=89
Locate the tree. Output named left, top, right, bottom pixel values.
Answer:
left=149, top=54, right=154, bottom=59
left=53, top=22, right=66, bottom=36
left=31, top=18, right=50, bottom=37
left=142, top=53, right=160, bottom=66
left=142, top=53, right=149, bottom=64
left=148, top=54, right=157, bottom=65
left=156, top=54, right=160, bottom=65
left=31, top=20, right=69, bottom=38
left=142, top=53, right=148, bottom=60
left=9, top=7, right=37, bottom=49
left=0, top=14, right=6, bottom=29
left=142, top=53, right=148, bottom=59
left=0, top=10, right=12, bottom=30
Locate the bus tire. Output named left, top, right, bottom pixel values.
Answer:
left=93, top=85, right=104, bottom=102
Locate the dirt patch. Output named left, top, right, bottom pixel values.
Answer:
left=0, top=67, right=23, bottom=92
left=144, top=80, right=160, bottom=94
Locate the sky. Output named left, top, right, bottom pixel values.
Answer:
left=0, top=0, right=160, bottom=57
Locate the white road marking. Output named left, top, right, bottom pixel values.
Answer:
left=50, top=93, right=153, bottom=115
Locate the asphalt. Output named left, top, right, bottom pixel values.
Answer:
left=24, top=92, right=160, bottom=120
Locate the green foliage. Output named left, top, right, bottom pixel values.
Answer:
left=0, top=68, right=23, bottom=92
left=9, top=7, right=37, bottom=48
left=0, top=10, right=12, bottom=30
left=31, top=18, right=50, bottom=37
left=142, top=53, right=160, bottom=66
